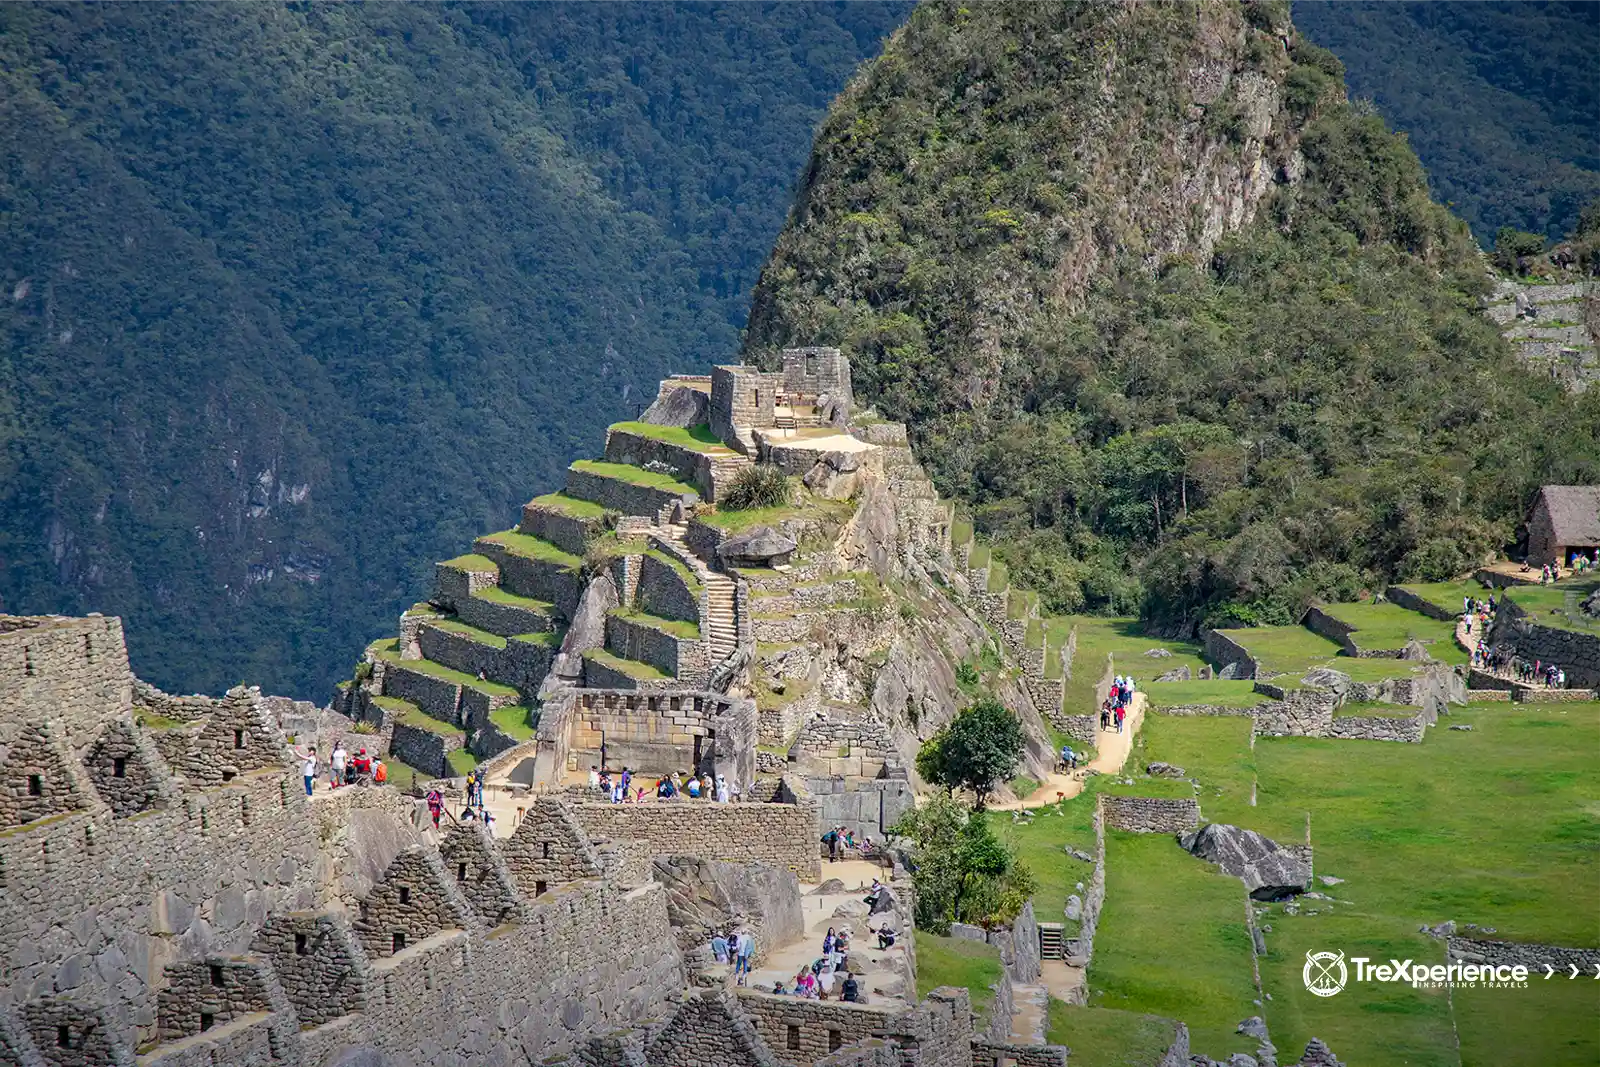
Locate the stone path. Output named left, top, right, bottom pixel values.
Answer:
left=1007, top=981, right=1048, bottom=1042
left=989, top=694, right=1147, bottom=812
left=655, top=522, right=739, bottom=659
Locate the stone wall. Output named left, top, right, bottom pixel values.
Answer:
left=710, top=365, right=783, bottom=444
left=571, top=799, right=822, bottom=881
left=154, top=958, right=286, bottom=1044
left=251, top=915, right=371, bottom=1026
left=565, top=466, right=698, bottom=519
left=1203, top=630, right=1258, bottom=679
left=0, top=615, right=132, bottom=749
left=638, top=554, right=701, bottom=624
left=780, top=347, right=853, bottom=417
left=1250, top=690, right=1337, bottom=738
left=474, top=542, right=584, bottom=620
left=1303, top=605, right=1403, bottom=658
left=735, top=991, right=900, bottom=1067
left=82, top=719, right=172, bottom=817
left=652, top=855, right=804, bottom=968
left=791, top=710, right=898, bottom=779
left=387, top=721, right=460, bottom=778
left=605, top=613, right=712, bottom=685
left=0, top=720, right=90, bottom=827
left=432, top=558, right=498, bottom=614
left=1446, top=936, right=1600, bottom=971
left=1489, top=599, right=1600, bottom=688
left=520, top=501, right=607, bottom=557
left=1325, top=711, right=1427, bottom=743
left=558, top=688, right=757, bottom=789
left=969, top=1042, right=1067, bottom=1067
left=804, top=775, right=915, bottom=844
left=605, top=429, right=718, bottom=502
left=1099, top=795, right=1201, bottom=834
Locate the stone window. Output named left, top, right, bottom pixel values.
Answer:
left=787, top=1026, right=800, bottom=1050
left=210, top=964, right=224, bottom=987
left=806, top=353, right=818, bottom=377
left=233, top=728, right=245, bottom=749
left=829, top=1030, right=842, bottom=1053
left=457, top=862, right=468, bottom=882
left=200, top=1013, right=214, bottom=1032
left=398, top=886, right=410, bottom=905
left=535, top=880, right=548, bottom=897
left=295, top=934, right=308, bottom=956
left=26, top=775, right=41, bottom=797
left=56, top=1025, right=70, bottom=1048
left=112, top=757, right=126, bottom=778
left=755, top=388, right=762, bottom=408
left=392, top=932, right=406, bottom=953
left=542, top=842, right=551, bottom=859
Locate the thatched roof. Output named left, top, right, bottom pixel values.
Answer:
left=1533, top=485, right=1600, bottom=545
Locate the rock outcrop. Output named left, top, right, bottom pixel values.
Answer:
left=1178, top=823, right=1310, bottom=900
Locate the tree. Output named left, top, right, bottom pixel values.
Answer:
left=1494, top=227, right=1547, bottom=273
left=915, top=697, right=1026, bottom=808
left=889, top=794, right=1035, bottom=933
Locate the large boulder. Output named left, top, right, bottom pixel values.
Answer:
left=717, top=526, right=798, bottom=567
left=651, top=855, right=803, bottom=956
left=1154, top=665, right=1191, bottom=682
left=641, top=384, right=710, bottom=428
left=1583, top=588, right=1600, bottom=620
left=542, top=573, right=619, bottom=693
left=1178, top=823, right=1310, bottom=900
left=802, top=449, right=865, bottom=500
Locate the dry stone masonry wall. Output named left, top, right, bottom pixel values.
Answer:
left=571, top=799, right=822, bottom=881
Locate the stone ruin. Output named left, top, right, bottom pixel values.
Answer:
left=0, top=610, right=1064, bottom=1067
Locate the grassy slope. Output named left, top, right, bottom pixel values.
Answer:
left=1318, top=600, right=1466, bottom=665
left=1044, top=1001, right=1182, bottom=1067
left=914, top=933, right=1003, bottom=1030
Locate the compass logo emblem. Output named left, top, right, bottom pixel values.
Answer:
left=1303, top=950, right=1348, bottom=997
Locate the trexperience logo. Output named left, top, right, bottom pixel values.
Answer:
left=1303, top=951, right=1530, bottom=995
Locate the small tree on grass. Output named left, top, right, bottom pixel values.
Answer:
left=915, top=696, right=1025, bottom=808
left=890, top=794, right=1036, bottom=933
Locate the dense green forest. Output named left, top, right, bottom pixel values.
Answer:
left=1295, top=1, right=1600, bottom=243
left=745, top=0, right=1600, bottom=632
left=0, top=2, right=906, bottom=698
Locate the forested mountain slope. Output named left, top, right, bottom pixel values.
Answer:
left=0, top=2, right=905, bottom=698
left=744, top=0, right=1600, bottom=632
left=1295, top=0, right=1600, bottom=243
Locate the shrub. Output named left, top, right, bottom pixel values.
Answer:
left=352, top=720, right=378, bottom=735
left=721, top=465, right=792, bottom=511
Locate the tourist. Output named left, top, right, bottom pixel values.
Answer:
left=823, top=927, right=836, bottom=956
left=711, top=930, right=729, bottom=964
left=700, top=772, right=714, bottom=798
left=328, top=741, right=347, bottom=790
left=373, top=759, right=387, bottom=785
left=426, top=788, right=443, bottom=828
left=295, top=745, right=317, bottom=796
left=864, top=879, right=883, bottom=908
left=687, top=775, right=702, bottom=799
left=771, top=980, right=787, bottom=996
left=841, top=973, right=861, bottom=1003
left=735, top=929, right=755, bottom=985
left=816, top=961, right=836, bottom=998
left=588, top=765, right=600, bottom=791
left=599, top=771, right=612, bottom=798
left=823, top=826, right=840, bottom=862
left=876, top=924, right=896, bottom=950
left=352, top=747, right=372, bottom=782
left=716, top=775, right=730, bottom=803
left=795, top=968, right=817, bottom=998
left=657, top=776, right=674, bottom=799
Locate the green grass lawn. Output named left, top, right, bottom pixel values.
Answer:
left=1141, top=679, right=1266, bottom=709
left=473, top=586, right=554, bottom=612
left=1219, top=625, right=1344, bottom=674
left=1332, top=700, right=1419, bottom=718
left=1452, top=970, right=1600, bottom=1067
left=606, top=420, right=734, bottom=454
left=611, top=607, right=701, bottom=641
left=438, top=552, right=498, bottom=573
left=1090, top=832, right=1261, bottom=1060
left=914, top=933, right=1004, bottom=1030
left=1039, top=616, right=1207, bottom=710
left=445, top=748, right=479, bottom=777
left=1044, top=1001, right=1183, bottom=1067
left=644, top=549, right=703, bottom=593
left=581, top=646, right=674, bottom=682
left=570, top=458, right=698, bottom=496
left=1318, top=601, right=1466, bottom=665
left=427, top=617, right=507, bottom=649
left=376, top=650, right=520, bottom=699
left=1122, top=713, right=1256, bottom=828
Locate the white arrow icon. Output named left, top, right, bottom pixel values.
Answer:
left=1569, top=964, right=1579, bottom=979
left=1544, top=965, right=1555, bottom=979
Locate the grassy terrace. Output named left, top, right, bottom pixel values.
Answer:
left=570, top=459, right=697, bottom=496
left=478, top=529, right=582, bottom=570
left=511, top=630, right=561, bottom=649
left=1332, top=699, right=1418, bottom=718
left=582, top=647, right=674, bottom=682
left=607, top=420, right=735, bottom=455
left=473, top=586, right=554, bottom=611
left=611, top=607, right=700, bottom=641
left=914, top=934, right=1004, bottom=1030
left=1394, top=578, right=1487, bottom=615
left=489, top=705, right=535, bottom=742
left=1318, top=600, right=1465, bottom=664
left=1503, top=577, right=1600, bottom=633
left=645, top=549, right=703, bottom=593
left=989, top=789, right=1098, bottom=927
left=1217, top=624, right=1343, bottom=674
left=1045, top=1003, right=1184, bottom=1067
left=388, top=701, right=459, bottom=737
left=1124, top=713, right=1257, bottom=827
left=446, top=749, right=479, bottom=777
left=1141, top=679, right=1264, bottom=709
left=1091, top=832, right=1261, bottom=1060
left=376, top=649, right=520, bottom=699
left=439, top=552, right=498, bottom=573
left=525, top=491, right=610, bottom=519
left=427, top=618, right=506, bottom=649
left=1040, top=616, right=1207, bottom=711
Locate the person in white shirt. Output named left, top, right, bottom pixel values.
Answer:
left=295, top=746, right=317, bottom=797
left=329, top=742, right=348, bottom=790
left=588, top=766, right=600, bottom=791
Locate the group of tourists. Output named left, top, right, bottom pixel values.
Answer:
left=1461, top=594, right=1497, bottom=638
left=1057, top=744, right=1080, bottom=773
left=821, top=825, right=874, bottom=861
left=1100, top=675, right=1136, bottom=732
left=1568, top=552, right=1595, bottom=574
left=292, top=741, right=387, bottom=797
left=1475, top=644, right=1570, bottom=688
left=588, top=766, right=737, bottom=804
left=709, top=928, right=757, bottom=986
left=770, top=925, right=869, bottom=1002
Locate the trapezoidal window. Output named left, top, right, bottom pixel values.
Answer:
left=26, top=775, right=42, bottom=797
left=112, top=757, right=127, bottom=778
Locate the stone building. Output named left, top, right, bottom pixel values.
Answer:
left=1524, top=484, right=1600, bottom=566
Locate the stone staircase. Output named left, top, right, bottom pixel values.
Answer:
left=651, top=523, right=739, bottom=661
left=1037, top=922, right=1065, bottom=960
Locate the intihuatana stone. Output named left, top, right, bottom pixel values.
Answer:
left=641, top=384, right=710, bottom=428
